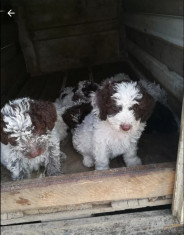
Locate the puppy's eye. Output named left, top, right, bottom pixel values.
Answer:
left=112, top=105, right=122, bottom=112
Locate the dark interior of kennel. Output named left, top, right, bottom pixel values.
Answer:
left=1, top=0, right=182, bottom=182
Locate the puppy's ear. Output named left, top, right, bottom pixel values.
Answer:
left=93, top=82, right=115, bottom=121
left=29, top=101, right=57, bottom=135
left=0, top=114, right=17, bottom=145
left=136, top=85, right=156, bottom=122
left=1, top=114, right=9, bottom=145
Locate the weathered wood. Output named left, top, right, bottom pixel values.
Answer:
left=34, top=31, right=119, bottom=73
left=172, top=99, right=184, bottom=224
left=16, top=7, right=40, bottom=74
left=1, top=163, right=175, bottom=224
left=123, top=0, right=183, bottom=16
left=127, top=40, right=183, bottom=102
left=126, top=27, right=183, bottom=76
left=1, top=209, right=183, bottom=234
left=33, top=20, right=118, bottom=41
left=1, top=197, right=173, bottom=225
left=124, top=13, right=183, bottom=47
left=22, top=0, right=118, bottom=30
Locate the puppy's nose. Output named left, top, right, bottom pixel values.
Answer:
left=28, top=148, right=45, bottom=158
left=120, top=124, right=132, bottom=131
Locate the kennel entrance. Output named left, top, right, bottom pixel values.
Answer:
left=1, top=0, right=183, bottom=232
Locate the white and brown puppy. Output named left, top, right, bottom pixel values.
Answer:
left=1, top=97, right=67, bottom=180
left=56, top=80, right=99, bottom=129
left=72, top=74, right=156, bottom=170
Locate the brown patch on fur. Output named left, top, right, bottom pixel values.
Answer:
left=0, top=114, right=17, bottom=146
left=62, top=102, right=92, bottom=129
left=96, top=82, right=122, bottom=121
left=29, top=100, right=57, bottom=135
left=131, top=84, right=155, bottom=122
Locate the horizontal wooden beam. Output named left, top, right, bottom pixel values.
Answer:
left=127, top=40, right=183, bottom=102
left=123, top=13, right=183, bottom=47
left=1, top=163, right=175, bottom=224
left=123, top=0, right=183, bottom=16
left=1, top=209, right=183, bottom=234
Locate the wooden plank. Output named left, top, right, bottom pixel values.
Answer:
left=127, top=40, right=183, bottom=102
left=1, top=209, right=183, bottom=234
left=172, top=99, right=184, bottom=224
left=1, top=197, right=173, bottom=225
left=32, top=20, right=118, bottom=41
left=126, top=27, right=183, bottom=76
left=22, top=0, right=117, bottom=30
left=123, top=0, right=183, bottom=16
left=1, top=163, right=175, bottom=218
left=17, top=7, right=40, bottom=74
left=34, top=31, right=119, bottom=73
left=123, top=13, right=183, bottom=47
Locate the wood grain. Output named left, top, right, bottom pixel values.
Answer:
left=172, top=99, right=184, bottom=224
left=1, top=163, right=175, bottom=215
left=2, top=209, right=183, bottom=234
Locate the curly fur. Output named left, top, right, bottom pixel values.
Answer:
left=56, top=80, right=99, bottom=129
left=73, top=74, right=156, bottom=170
left=1, top=98, right=67, bottom=180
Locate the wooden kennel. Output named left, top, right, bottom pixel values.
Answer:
left=1, top=0, right=183, bottom=233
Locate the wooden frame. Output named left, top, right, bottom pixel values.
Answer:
left=1, top=209, right=183, bottom=234
left=172, top=99, right=184, bottom=224
left=1, top=162, right=175, bottom=225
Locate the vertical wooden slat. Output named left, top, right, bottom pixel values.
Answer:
left=172, top=98, right=184, bottom=224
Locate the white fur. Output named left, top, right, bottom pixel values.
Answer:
left=1, top=98, right=67, bottom=180
left=73, top=75, right=147, bottom=170
left=139, top=78, right=167, bottom=104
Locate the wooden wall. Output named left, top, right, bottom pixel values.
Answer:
left=12, top=0, right=121, bottom=75
left=1, top=0, right=28, bottom=107
left=121, top=0, right=183, bottom=114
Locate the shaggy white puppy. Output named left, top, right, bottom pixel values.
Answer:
left=73, top=74, right=156, bottom=170
left=1, top=98, right=67, bottom=180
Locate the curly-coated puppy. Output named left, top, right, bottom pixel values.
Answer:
left=1, top=98, right=67, bottom=180
left=72, top=74, right=156, bottom=170
left=56, top=80, right=99, bottom=129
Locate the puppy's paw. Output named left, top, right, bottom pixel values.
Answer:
left=83, top=156, right=94, bottom=168
left=126, top=156, right=142, bottom=167
left=95, top=165, right=109, bottom=171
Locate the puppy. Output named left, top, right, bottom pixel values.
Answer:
left=1, top=98, right=67, bottom=180
left=56, top=80, right=99, bottom=105
left=56, top=80, right=99, bottom=129
left=72, top=74, right=156, bottom=170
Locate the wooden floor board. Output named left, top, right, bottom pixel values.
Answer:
left=1, top=209, right=183, bottom=234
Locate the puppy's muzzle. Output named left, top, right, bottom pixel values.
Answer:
left=27, top=147, right=45, bottom=158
